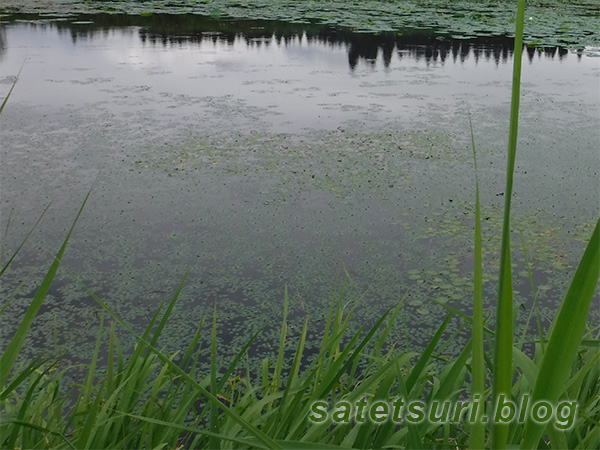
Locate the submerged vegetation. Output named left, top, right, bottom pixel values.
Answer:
left=1, top=1, right=599, bottom=450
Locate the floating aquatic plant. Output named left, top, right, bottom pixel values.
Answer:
left=1, top=1, right=598, bottom=448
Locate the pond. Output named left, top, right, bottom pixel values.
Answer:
left=1, top=13, right=598, bottom=373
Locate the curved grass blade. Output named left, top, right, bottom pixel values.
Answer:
left=0, top=191, right=89, bottom=387
left=210, top=305, right=219, bottom=449
left=406, top=312, right=453, bottom=393
left=0, top=203, right=51, bottom=279
left=0, top=356, right=47, bottom=401
left=149, top=271, right=189, bottom=349
left=0, top=59, right=25, bottom=116
left=520, top=219, right=600, bottom=449
left=430, top=298, right=494, bottom=335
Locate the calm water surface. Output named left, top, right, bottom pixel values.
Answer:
left=1, top=14, right=598, bottom=367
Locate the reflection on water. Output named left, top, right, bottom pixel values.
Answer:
left=0, top=13, right=574, bottom=70
left=0, top=13, right=598, bottom=371
left=1, top=13, right=594, bottom=135
left=135, top=22, right=571, bottom=69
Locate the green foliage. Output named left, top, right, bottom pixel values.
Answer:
left=0, top=61, right=24, bottom=117
left=491, top=1, right=526, bottom=448
left=2, top=0, right=597, bottom=47
left=469, top=113, right=486, bottom=450
left=1, top=0, right=598, bottom=449
left=0, top=222, right=598, bottom=448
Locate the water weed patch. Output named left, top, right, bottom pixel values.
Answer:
left=1, top=0, right=598, bottom=449
left=1, top=0, right=599, bottom=47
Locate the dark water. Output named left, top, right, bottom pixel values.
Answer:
left=1, top=14, right=598, bottom=370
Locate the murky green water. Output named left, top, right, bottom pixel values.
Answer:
left=1, top=14, right=598, bottom=371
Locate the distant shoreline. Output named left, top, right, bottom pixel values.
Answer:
left=1, top=0, right=598, bottom=48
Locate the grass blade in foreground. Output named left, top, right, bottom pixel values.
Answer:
left=0, top=191, right=90, bottom=387
left=491, top=0, right=526, bottom=448
left=0, top=60, right=25, bottom=116
left=0, top=204, right=50, bottom=278
left=469, top=114, right=486, bottom=450
left=520, top=219, right=600, bottom=449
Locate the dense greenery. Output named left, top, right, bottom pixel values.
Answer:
left=1, top=0, right=598, bottom=449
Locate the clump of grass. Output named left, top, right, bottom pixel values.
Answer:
left=1, top=231, right=597, bottom=449
left=1, top=0, right=598, bottom=449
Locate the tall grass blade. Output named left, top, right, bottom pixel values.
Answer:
left=406, top=312, right=453, bottom=393
left=469, top=114, right=486, bottom=449
left=210, top=304, right=219, bottom=450
left=76, top=311, right=104, bottom=423
left=0, top=60, right=25, bottom=116
left=196, top=328, right=261, bottom=422
left=516, top=233, right=544, bottom=353
left=270, top=315, right=308, bottom=437
left=149, top=270, right=189, bottom=349
left=76, top=381, right=105, bottom=450
left=520, top=219, right=600, bottom=449
left=0, top=203, right=50, bottom=279
left=272, top=286, right=289, bottom=396
left=0, top=191, right=90, bottom=387
left=429, top=339, right=472, bottom=405
left=491, top=0, right=526, bottom=448
left=0, top=356, right=46, bottom=401
left=394, top=358, right=423, bottom=449
left=106, top=322, right=117, bottom=395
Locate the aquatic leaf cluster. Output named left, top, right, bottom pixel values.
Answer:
left=1, top=119, right=595, bottom=377
left=1, top=0, right=599, bottom=47
left=0, top=14, right=597, bottom=364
